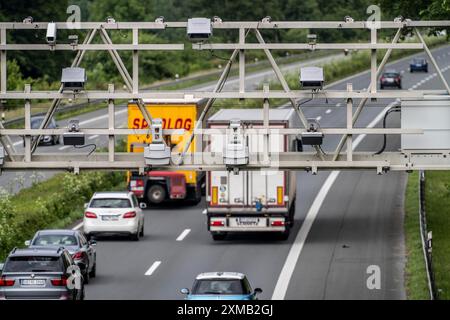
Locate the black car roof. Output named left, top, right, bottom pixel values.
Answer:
left=9, top=247, right=66, bottom=257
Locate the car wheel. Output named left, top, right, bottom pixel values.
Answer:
left=147, top=185, right=166, bottom=204
left=212, top=232, right=227, bottom=241
left=139, top=225, right=144, bottom=237
left=80, top=285, right=85, bottom=300
left=131, top=231, right=140, bottom=241
left=83, top=269, right=90, bottom=284
left=89, top=263, right=96, bottom=278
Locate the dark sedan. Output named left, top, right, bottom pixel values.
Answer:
left=410, top=58, right=428, bottom=72
left=380, top=70, right=402, bottom=89
left=26, top=229, right=97, bottom=284
left=28, top=116, right=60, bottom=145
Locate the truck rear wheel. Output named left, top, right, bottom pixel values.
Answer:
left=211, top=232, right=227, bottom=241
left=147, top=185, right=166, bottom=204
left=278, top=229, right=290, bottom=241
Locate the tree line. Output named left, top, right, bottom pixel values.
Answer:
left=0, top=0, right=447, bottom=91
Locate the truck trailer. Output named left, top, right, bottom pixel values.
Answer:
left=127, top=98, right=206, bottom=205
left=206, top=109, right=299, bottom=241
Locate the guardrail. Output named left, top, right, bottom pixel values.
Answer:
left=418, top=170, right=438, bottom=300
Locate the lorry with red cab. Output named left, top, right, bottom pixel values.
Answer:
left=127, top=98, right=206, bottom=205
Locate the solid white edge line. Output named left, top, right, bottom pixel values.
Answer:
left=271, top=170, right=340, bottom=300
left=72, top=222, right=84, bottom=231
left=271, top=102, right=395, bottom=300
left=145, top=261, right=162, bottom=276
left=176, top=229, right=191, bottom=241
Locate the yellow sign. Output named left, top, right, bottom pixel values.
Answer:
left=127, top=103, right=198, bottom=184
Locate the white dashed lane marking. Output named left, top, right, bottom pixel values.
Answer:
left=145, top=261, right=162, bottom=276
left=176, top=229, right=191, bottom=241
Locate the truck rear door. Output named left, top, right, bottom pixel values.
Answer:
left=210, top=171, right=247, bottom=207
left=247, top=125, right=285, bottom=207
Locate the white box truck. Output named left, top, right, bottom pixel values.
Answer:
left=206, top=109, right=299, bottom=241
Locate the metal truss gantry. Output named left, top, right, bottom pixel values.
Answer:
left=0, top=19, right=450, bottom=173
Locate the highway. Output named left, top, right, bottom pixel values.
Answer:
left=82, top=45, right=449, bottom=300
left=3, top=45, right=450, bottom=300
left=0, top=53, right=343, bottom=193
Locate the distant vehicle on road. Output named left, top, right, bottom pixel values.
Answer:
left=83, top=191, right=145, bottom=241
left=180, top=272, right=262, bottom=300
left=127, top=99, right=206, bottom=205
left=206, top=109, right=298, bottom=241
left=30, top=116, right=60, bottom=145
left=25, top=229, right=97, bottom=284
left=409, top=58, right=428, bottom=72
left=380, top=70, right=402, bottom=89
left=0, top=247, right=84, bottom=300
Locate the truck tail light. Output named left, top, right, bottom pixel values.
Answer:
left=130, top=179, right=145, bottom=196
left=123, top=211, right=137, bottom=219
left=84, top=212, right=97, bottom=219
left=211, top=187, right=218, bottom=205
left=271, top=220, right=285, bottom=227
left=210, top=220, right=225, bottom=227
left=0, top=277, right=15, bottom=286
left=277, top=187, right=284, bottom=205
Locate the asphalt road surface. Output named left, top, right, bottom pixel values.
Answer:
left=3, top=45, right=450, bottom=299
left=84, top=45, right=449, bottom=300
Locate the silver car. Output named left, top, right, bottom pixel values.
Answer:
left=26, top=229, right=97, bottom=284
left=0, top=247, right=84, bottom=300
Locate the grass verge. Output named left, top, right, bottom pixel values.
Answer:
left=404, top=171, right=430, bottom=299
left=424, top=171, right=450, bottom=299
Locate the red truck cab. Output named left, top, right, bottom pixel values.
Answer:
left=129, top=171, right=187, bottom=204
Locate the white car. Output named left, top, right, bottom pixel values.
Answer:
left=83, top=192, right=146, bottom=241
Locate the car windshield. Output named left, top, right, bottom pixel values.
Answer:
left=31, top=118, right=56, bottom=129
left=413, top=59, right=424, bottom=64
left=383, top=73, right=398, bottom=78
left=32, top=234, right=78, bottom=247
left=90, top=198, right=131, bottom=208
left=3, top=256, right=62, bottom=273
left=192, top=279, right=246, bottom=295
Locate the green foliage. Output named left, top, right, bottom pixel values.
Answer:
left=0, top=171, right=125, bottom=261
left=1, top=0, right=380, bottom=87
left=425, top=171, right=450, bottom=299
left=379, top=0, right=450, bottom=20
left=404, top=172, right=430, bottom=299
left=0, top=189, right=17, bottom=256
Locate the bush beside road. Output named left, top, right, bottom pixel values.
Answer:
left=0, top=171, right=126, bottom=261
